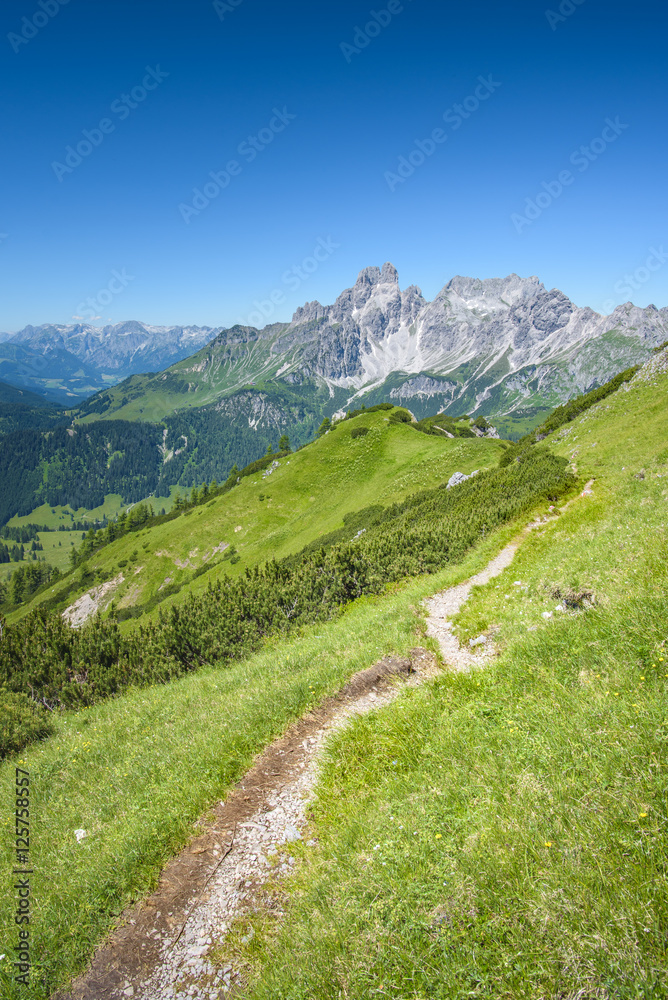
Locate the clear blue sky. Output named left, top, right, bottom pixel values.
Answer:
left=1, top=0, right=666, bottom=331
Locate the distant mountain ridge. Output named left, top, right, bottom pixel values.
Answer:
left=71, top=266, right=668, bottom=435
left=3, top=267, right=666, bottom=418
left=0, top=322, right=220, bottom=402
left=271, top=265, right=667, bottom=416
left=2, top=268, right=665, bottom=526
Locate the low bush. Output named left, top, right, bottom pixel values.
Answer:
left=350, top=427, right=369, bottom=439
left=342, top=403, right=394, bottom=422
left=413, top=414, right=475, bottom=439
left=0, top=450, right=574, bottom=751
left=0, top=688, right=55, bottom=758
left=388, top=408, right=412, bottom=424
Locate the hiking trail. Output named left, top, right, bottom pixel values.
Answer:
left=55, top=493, right=591, bottom=1000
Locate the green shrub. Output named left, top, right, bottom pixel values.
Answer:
left=0, top=689, right=56, bottom=758
left=342, top=403, right=393, bottom=422
left=0, top=450, right=574, bottom=715
left=534, top=366, right=639, bottom=439
left=350, top=427, right=370, bottom=439
left=413, top=413, right=475, bottom=439
left=388, top=408, right=412, bottom=424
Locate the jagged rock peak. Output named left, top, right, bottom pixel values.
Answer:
left=354, top=262, right=400, bottom=286
left=444, top=273, right=544, bottom=300
left=290, top=300, right=327, bottom=325
left=355, top=266, right=382, bottom=287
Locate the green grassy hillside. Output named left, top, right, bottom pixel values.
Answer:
left=236, top=352, right=668, bottom=1000
left=74, top=325, right=295, bottom=423
left=10, top=410, right=505, bottom=625
left=0, top=357, right=665, bottom=1000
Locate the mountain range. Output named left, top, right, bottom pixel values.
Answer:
left=0, top=322, right=220, bottom=403
left=64, top=266, right=667, bottom=439
left=2, top=266, right=666, bottom=447
left=260, top=264, right=667, bottom=417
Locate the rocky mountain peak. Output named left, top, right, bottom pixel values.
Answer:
left=290, top=301, right=327, bottom=325
left=380, top=262, right=399, bottom=284
left=443, top=273, right=544, bottom=303
left=355, top=266, right=382, bottom=287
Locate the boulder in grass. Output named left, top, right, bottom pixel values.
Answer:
left=446, top=470, right=480, bottom=490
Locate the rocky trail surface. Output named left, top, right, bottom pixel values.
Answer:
left=424, top=481, right=594, bottom=671
left=424, top=538, right=523, bottom=671
left=54, top=651, right=438, bottom=1000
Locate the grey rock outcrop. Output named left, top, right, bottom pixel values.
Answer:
left=446, top=470, right=480, bottom=489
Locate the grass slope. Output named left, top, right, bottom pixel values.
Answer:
left=74, top=327, right=290, bottom=423
left=9, top=411, right=504, bottom=625
left=234, top=356, right=668, bottom=999
left=1, top=361, right=664, bottom=999
left=0, top=528, right=522, bottom=1000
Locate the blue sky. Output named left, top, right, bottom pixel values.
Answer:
left=0, top=0, right=666, bottom=331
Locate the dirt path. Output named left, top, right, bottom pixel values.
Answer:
left=55, top=490, right=592, bottom=1000
left=424, top=481, right=594, bottom=670
left=54, top=650, right=438, bottom=1000
left=423, top=537, right=523, bottom=670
